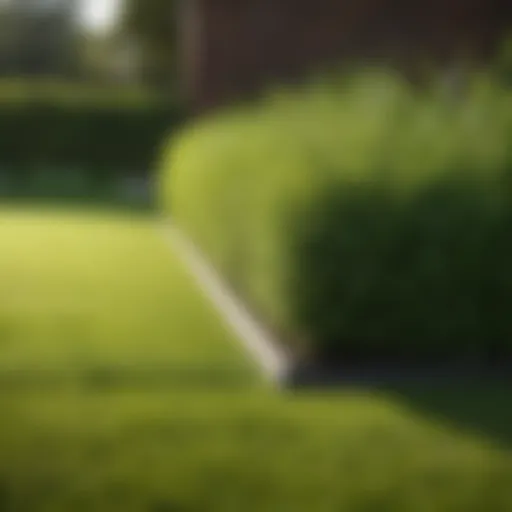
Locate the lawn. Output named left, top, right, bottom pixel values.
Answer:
left=0, top=205, right=257, bottom=389
left=0, top=205, right=511, bottom=512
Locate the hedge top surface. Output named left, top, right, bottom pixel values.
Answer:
left=0, top=78, right=174, bottom=109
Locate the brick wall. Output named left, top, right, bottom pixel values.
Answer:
left=180, top=0, right=512, bottom=113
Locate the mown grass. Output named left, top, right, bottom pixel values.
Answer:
left=0, top=206, right=511, bottom=511
left=0, top=387, right=511, bottom=512
left=0, top=206, right=257, bottom=388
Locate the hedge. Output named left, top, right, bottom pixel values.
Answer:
left=0, top=80, right=184, bottom=188
left=161, top=68, right=512, bottom=364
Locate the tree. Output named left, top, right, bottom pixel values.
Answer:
left=0, top=4, right=10, bottom=74
left=120, top=0, right=178, bottom=88
left=1, top=0, right=80, bottom=77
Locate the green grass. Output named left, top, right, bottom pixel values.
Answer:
left=0, top=205, right=257, bottom=388
left=0, top=206, right=511, bottom=511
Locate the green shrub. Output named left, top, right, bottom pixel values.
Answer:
left=0, top=80, right=184, bottom=188
left=494, top=36, right=512, bottom=86
left=162, top=68, right=512, bottom=363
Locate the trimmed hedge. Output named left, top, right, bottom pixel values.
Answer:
left=162, top=69, right=512, bottom=364
left=0, top=80, right=184, bottom=186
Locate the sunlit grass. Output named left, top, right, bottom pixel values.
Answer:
left=0, top=388, right=511, bottom=512
left=0, top=206, right=511, bottom=511
left=0, top=206, right=257, bottom=388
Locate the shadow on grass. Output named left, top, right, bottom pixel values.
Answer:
left=0, top=365, right=258, bottom=392
left=0, top=481, right=9, bottom=512
left=291, top=377, right=512, bottom=448
left=0, top=195, right=156, bottom=215
left=383, top=381, right=512, bottom=447
left=289, top=361, right=512, bottom=447
left=0, top=173, right=158, bottom=215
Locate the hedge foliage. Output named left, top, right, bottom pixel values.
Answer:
left=0, top=79, right=183, bottom=183
left=162, top=68, right=512, bottom=363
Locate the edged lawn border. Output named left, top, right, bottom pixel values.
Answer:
left=161, top=221, right=293, bottom=386
left=162, top=221, right=512, bottom=389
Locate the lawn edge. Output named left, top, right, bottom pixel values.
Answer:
left=160, top=221, right=512, bottom=390
left=160, top=220, right=293, bottom=387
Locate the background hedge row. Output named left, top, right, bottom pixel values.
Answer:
left=0, top=80, right=184, bottom=197
left=162, top=68, right=512, bottom=364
